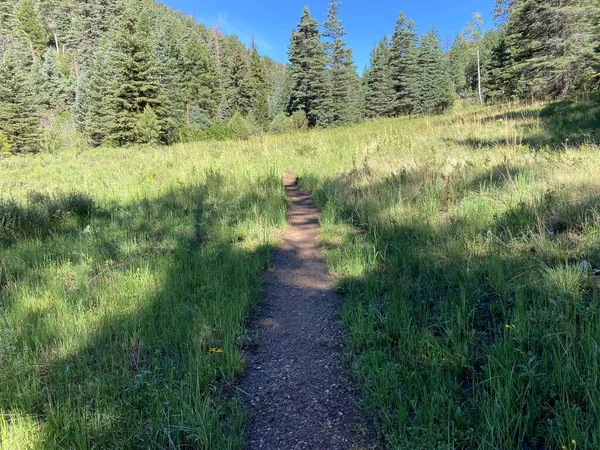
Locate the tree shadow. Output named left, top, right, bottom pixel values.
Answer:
left=0, top=172, right=285, bottom=448
left=454, top=95, right=600, bottom=151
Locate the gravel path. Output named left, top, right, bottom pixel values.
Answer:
left=240, top=173, right=370, bottom=450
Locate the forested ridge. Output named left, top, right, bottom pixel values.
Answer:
left=0, top=0, right=599, bottom=154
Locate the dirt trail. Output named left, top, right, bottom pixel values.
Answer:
left=240, top=173, right=369, bottom=450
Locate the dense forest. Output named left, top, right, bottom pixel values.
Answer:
left=0, top=0, right=598, bottom=154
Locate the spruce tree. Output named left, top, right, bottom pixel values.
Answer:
left=266, top=61, right=290, bottom=119
left=389, top=13, right=419, bottom=116
left=483, top=31, right=516, bottom=103
left=504, top=0, right=599, bottom=99
left=82, top=41, right=114, bottom=146
left=323, top=1, right=361, bottom=124
left=108, top=7, right=168, bottom=145
left=41, top=49, right=67, bottom=111
left=416, top=30, right=454, bottom=114
left=287, top=7, right=332, bottom=128
left=183, top=33, right=219, bottom=128
left=0, top=39, right=41, bottom=153
left=364, top=37, right=394, bottom=118
left=16, top=0, right=46, bottom=58
left=0, top=2, right=17, bottom=34
left=248, top=39, right=269, bottom=127
left=448, top=34, right=469, bottom=97
left=226, top=47, right=253, bottom=115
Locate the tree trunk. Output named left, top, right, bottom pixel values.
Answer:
left=477, top=47, right=483, bottom=105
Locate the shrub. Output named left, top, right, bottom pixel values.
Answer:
left=291, top=110, right=308, bottom=131
left=227, top=112, right=252, bottom=140
left=200, top=123, right=233, bottom=141
left=269, top=112, right=294, bottom=134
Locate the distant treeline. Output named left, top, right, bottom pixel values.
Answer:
left=0, top=0, right=598, bottom=153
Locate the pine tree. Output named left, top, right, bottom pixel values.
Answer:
left=448, top=34, right=469, bottom=97
left=323, top=1, right=361, bottom=124
left=108, top=7, right=168, bottom=145
left=266, top=59, right=290, bottom=119
left=504, top=0, right=599, bottom=99
left=389, top=13, right=419, bottom=116
left=16, top=0, right=47, bottom=58
left=0, top=39, right=41, bottom=153
left=248, top=39, right=269, bottom=127
left=287, top=7, right=332, bottom=127
left=41, top=49, right=67, bottom=111
left=226, top=47, right=253, bottom=115
left=82, top=41, right=114, bottom=146
left=364, top=37, right=394, bottom=118
left=416, top=30, right=455, bottom=114
left=0, top=1, right=17, bottom=34
left=483, top=30, right=516, bottom=103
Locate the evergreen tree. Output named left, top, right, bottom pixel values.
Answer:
left=483, top=30, right=516, bottom=102
left=287, top=7, right=332, bottom=127
left=364, top=37, right=394, bottom=118
left=504, top=0, right=599, bottom=99
left=16, top=0, right=47, bottom=58
left=389, top=13, right=419, bottom=115
left=41, top=49, right=67, bottom=111
left=0, top=38, right=41, bottom=153
left=226, top=47, right=253, bottom=115
left=108, top=7, right=168, bottom=145
left=266, top=59, right=290, bottom=119
left=416, top=30, right=454, bottom=114
left=248, top=39, right=269, bottom=127
left=82, top=42, right=113, bottom=146
left=448, top=34, right=469, bottom=97
left=323, top=1, right=361, bottom=124
left=0, top=1, right=17, bottom=34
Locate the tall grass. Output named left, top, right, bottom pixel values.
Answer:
left=1, top=97, right=599, bottom=448
left=307, top=99, right=600, bottom=449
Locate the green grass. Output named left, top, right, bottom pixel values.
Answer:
left=306, top=100, right=600, bottom=449
left=1, top=97, right=600, bottom=448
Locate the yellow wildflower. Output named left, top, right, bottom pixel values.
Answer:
left=209, top=348, right=224, bottom=354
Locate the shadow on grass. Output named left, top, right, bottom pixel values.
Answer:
left=0, top=172, right=285, bottom=448
left=311, top=169, right=600, bottom=449
left=455, top=95, right=600, bottom=150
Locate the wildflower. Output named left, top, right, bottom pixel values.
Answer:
left=209, top=348, right=224, bottom=354
left=505, top=324, right=515, bottom=329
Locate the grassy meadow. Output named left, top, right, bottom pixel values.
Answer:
left=1, top=95, right=600, bottom=448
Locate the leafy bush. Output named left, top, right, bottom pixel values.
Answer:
left=291, top=110, right=308, bottom=131
left=199, top=123, right=233, bottom=141
left=269, top=112, right=294, bottom=134
left=227, top=112, right=252, bottom=140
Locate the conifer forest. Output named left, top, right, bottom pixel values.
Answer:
left=1, top=0, right=600, bottom=449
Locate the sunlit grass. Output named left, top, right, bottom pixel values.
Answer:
left=1, top=97, right=599, bottom=448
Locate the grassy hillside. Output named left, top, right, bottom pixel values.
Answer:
left=1, top=96, right=599, bottom=448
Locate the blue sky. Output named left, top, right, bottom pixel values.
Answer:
left=160, top=0, right=496, bottom=71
